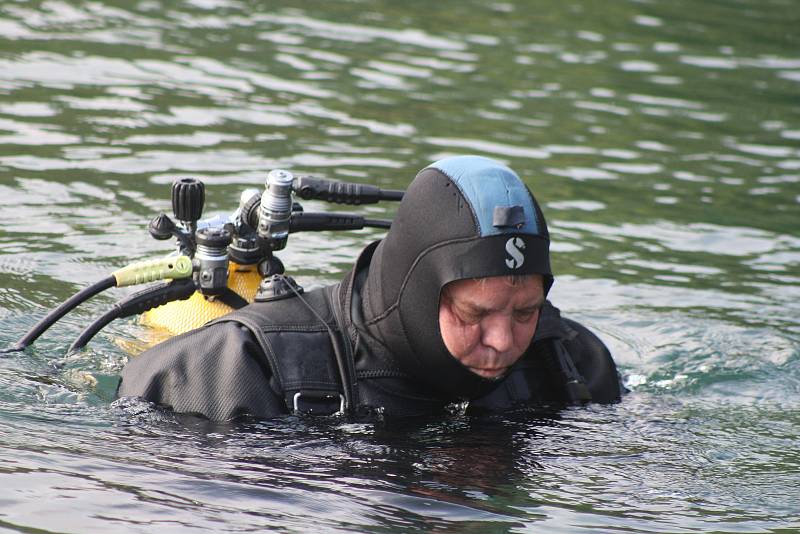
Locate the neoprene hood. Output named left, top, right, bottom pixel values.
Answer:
left=361, top=155, right=552, bottom=399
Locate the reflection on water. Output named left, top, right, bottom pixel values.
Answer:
left=0, top=0, right=798, bottom=531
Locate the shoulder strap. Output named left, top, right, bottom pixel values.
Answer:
left=211, top=305, right=347, bottom=416
left=328, top=284, right=359, bottom=410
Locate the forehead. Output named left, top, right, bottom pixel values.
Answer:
left=442, top=275, right=544, bottom=305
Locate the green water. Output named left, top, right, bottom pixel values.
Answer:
left=0, top=1, right=798, bottom=532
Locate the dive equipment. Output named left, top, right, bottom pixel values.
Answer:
left=172, top=177, right=204, bottom=238
left=3, top=171, right=403, bottom=353
left=3, top=256, right=193, bottom=353
left=194, top=227, right=232, bottom=296
left=257, top=169, right=294, bottom=251
left=68, top=279, right=197, bottom=353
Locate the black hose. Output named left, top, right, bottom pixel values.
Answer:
left=378, top=190, right=404, bottom=201
left=363, top=219, right=391, bottom=229
left=292, top=176, right=404, bottom=205
left=68, top=279, right=197, bottom=353
left=289, top=212, right=392, bottom=233
left=2, top=276, right=116, bottom=353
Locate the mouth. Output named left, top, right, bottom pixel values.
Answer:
left=469, top=366, right=509, bottom=379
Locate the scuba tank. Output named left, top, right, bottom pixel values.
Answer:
left=139, top=262, right=262, bottom=336
left=2, top=170, right=403, bottom=354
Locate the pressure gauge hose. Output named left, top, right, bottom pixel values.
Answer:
left=2, top=256, right=192, bottom=353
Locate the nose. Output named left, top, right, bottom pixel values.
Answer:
left=481, top=314, right=513, bottom=354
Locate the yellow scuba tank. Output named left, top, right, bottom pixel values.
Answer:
left=139, top=262, right=261, bottom=337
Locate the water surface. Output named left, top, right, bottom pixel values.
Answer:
left=0, top=1, right=798, bottom=532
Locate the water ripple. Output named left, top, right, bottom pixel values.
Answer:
left=1, top=0, right=799, bottom=530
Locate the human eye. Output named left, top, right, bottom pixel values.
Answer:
left=454, top=304, right=483, bottom=324
left=513, top=307, right=539, bottom=323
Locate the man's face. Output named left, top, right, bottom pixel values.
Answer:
left=438, top=275, right=545, bottom=379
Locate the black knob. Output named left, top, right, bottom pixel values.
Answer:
left=148, top=213, right=177, bottom=240
left=172, top=177, right=205, bottom=223
left=195, top=227, right=232, bottom=249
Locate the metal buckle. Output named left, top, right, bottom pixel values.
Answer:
left=292, top=391, right=345, bottom=416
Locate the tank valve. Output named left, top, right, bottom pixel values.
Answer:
left=195, top=227, right=231, bottom=296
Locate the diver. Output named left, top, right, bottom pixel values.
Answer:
left=116, top=155, right=623, bottom=420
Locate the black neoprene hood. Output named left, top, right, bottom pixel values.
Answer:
left=361, top=155, right=552, bottom=399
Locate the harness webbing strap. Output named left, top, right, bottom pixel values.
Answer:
left=210, top=300, right=349, bottom=416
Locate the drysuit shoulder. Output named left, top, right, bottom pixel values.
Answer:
left=559, top=317, right=623, bottom=403
left=116, top=321, right=286, bottom=421
left=534, top=302, right=622, bottom=403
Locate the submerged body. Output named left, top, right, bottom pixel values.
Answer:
left=118, top=156, right=623, bottom=420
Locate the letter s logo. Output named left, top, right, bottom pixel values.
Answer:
left=505, top=237, right=525, bottom=269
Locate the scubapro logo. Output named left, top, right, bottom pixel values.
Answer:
left=505, top=237, right=526, bottom=269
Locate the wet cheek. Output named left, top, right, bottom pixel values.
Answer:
left=452, top=325, right=480, bottom=355
left=513, top=320, right=538, bottom=349
left=440, top=308, right=478, bottom=357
